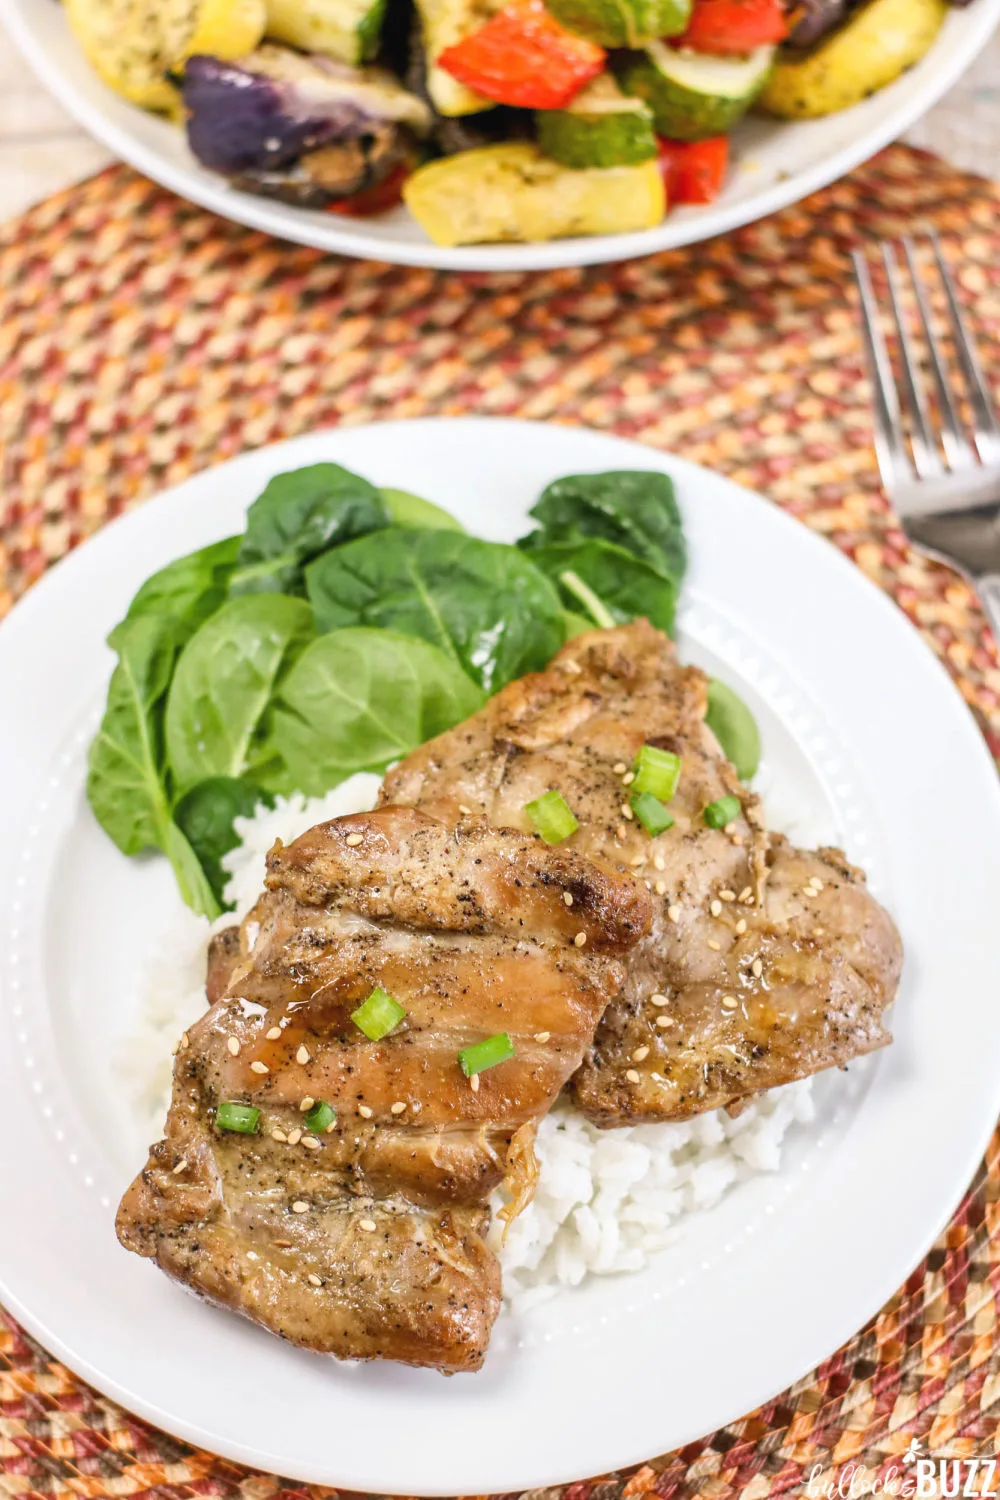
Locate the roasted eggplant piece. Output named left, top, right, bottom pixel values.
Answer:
left=183, top=45, right=431, bottom=177
left=783, top=0, right=848, bottom=47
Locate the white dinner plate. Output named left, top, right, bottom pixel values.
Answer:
left=1, top=417, right=1000, bottom=1493
left=2, top=0, right=999, bottom=270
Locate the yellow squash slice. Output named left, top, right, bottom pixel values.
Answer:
left=760, top=0, right=948, bottom=120
left=65, top=0, right=267, bottom=114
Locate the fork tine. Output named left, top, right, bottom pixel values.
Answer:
left=852, top=248, right=914, bottom=494
left=929, top=231, right=1000, bottom=465
left=901, top=237, right=976, bottom=473
left=882, top=242, right=943, bottom=480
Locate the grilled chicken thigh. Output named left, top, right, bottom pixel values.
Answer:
left=118, top=806, right=650, bottom=1371
left=383, top=621, right=902, bottom=1125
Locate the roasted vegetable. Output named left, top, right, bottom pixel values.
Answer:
left=541, top=0, right=689, bottom=49
left=65, top=0, right=266, bottom=112
left=263, top=0, right=386, bottom=65
left=414, top=0, right=501, bottom=115
left=620, top=42, right=774, bottom=141
left=438, top=0, right=605, bottom=109
left=402, top=141, right=664, bottom=245
left=784, top=0, right=847, bottom=47
left=537, top=76, right=656, bottom=169
left=761, top=0, right=948, bottom=118
left=676, top=0, right=787, bottom=51
left=183, top=46, right=430, bottom=176
left=656, top=134, right=728, bottom=204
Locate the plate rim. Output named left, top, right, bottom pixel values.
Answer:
left=0, top=1, right=998, bottom=271
left=2, top=416, right=1000, bottom=1492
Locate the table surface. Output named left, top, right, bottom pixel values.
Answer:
left=1, top=23, right=1000, bottom=222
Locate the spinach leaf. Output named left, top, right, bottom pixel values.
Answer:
left=521, top=470, right=686, bottom=590
left=165, top=594, right=314, bottom=796
left=229, top=464, right=390, bottom=596
left=705, top=679, right=761, bottom=781
left=125, top=536, right=240, bottom=633
left=264, top=628, right=484, bottom=797
left=86, top=615, right=221, bottom=918
left=174, top=776, right=274, bottom=910
left=305, top=529, right=564, bottom=694
left=380, top=488, right=465, bottom=532
left=561, top=609, right=596, bottom=640
left=525, top=538, right=679, bottom=634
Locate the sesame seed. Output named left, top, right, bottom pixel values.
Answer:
left=287, top=1128, right=302, bottom=1145
left=625, top=1069, right=641, bottom=1084
left=720, top=890, right=736, bottom=902
left=302, top=1136, right=321, bottom=1151
left=292, top=1201, right=309, bottom=1214
left=621, top=803, right=634, bottom=820
left=730, top=834, right=744, bottom=846
left=266, top=1026, right=281, bottom=1041
left=390, top=1101, right=406, bottom=1114
left=811, top=878, right=825, bottom=892
left=563, top=891, right=573, bottom=906
left=667, top=904, right=681, bottom=922
left=250, top=1060, right=269, bottom=1075
left=814, top=926, right=825, bottom=937
left=358, top=1105, right=374, bottom=1119
left=345, top=833, right=364, bottom=847
left=751, top=958, right=763, bottom=978
left=710, top=899, right=722, bottom=917
left=534, top=1031, right=551, bottom=1043
left=616, top=824, right=628, bottom=840
left=743, top=893, right=755, bottom=905
left=359, top=1218, right=377, bottom=1232
left=227, top=1037, right=240, bottom=1056
left=707, top=939, right=722, bottom=951
left=613, top=761, right=627, bottom=775
left=721, top=995, right=738, bottom=1011
left=632, top=1046, right=650, bottom=1062
left=724, top=821, right=737, bottom=835
left=459, top=804, right=472, bottom=815
left=274, top=1239, right=292, bottom=1248
left=296, top=1045, right=311, bottom=1066
left=271, top=1128, right=287, bottom=1142
left=172, top=1158, right=188, bottom=1175
left=655, top=1014, right=674, bottom=1028
left=574, top=931, right=587, bottom=947
left=655, top=880, right=666, bottom=895
left=180, top=1032, right=190, bottom=1051
left=247, top=1251, right=258, bottom=1261
left=650, top=993, right=668, bottom=1006
left=299, top=1096, right=315, bottom=1112
left=644, top=879, right=652, bottom=889
left=470, top=1074, right=480, bottom=1093
left=630, top=854, right=646, bottom=867
left=735, top=918, right=747, bottom=935
left=739, top=886, right=752, bottom=902
left=654, top=855, right=666, bottom=871
left=564, top=659, right=583, bottom=675
left=308, top=1273, right=322, bottom=1287
left=622, top=771, right=635, bottom=786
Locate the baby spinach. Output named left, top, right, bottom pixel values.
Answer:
left=174, top=776, right=274, bottom=909
left=165, top=594, right=314, bottom=796
left=229, top=464, right=390, bottom=597
left=520, top=470, right=686, bottom=591
left=705, top=678, right=761, bottom=781
left=87, top=614, right=220, bottom=918
left=381, top=488, right=465, bottom=532
left=305, top=529, right=564, bottom=693
left=561, top=609, right=596, bottom=640
left=124, top=536, right=240, bottom=632
left=525, top=537, right=679, bottom=634
left=264, top=627, right=485, bottom=797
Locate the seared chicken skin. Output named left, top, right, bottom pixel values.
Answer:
left=117, top=806, right=650, bottom=1371
left=383, top=621, right=902, bottom=1126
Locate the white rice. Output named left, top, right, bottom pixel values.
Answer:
left=118, top=768, right=822, bottom=1313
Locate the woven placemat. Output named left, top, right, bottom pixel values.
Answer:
left=3, top=143, right=1000, bottom=1499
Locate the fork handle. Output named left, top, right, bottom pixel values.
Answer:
left=976, top=575, right=1000, bottom=647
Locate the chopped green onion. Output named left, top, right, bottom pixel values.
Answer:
left=703, top=795, right=742, bottom=830
left=352, top=986, right=406, bottom=1041
left=558, top=569, right=615, bottom=630
left=458, top=1032, right=516, bottom=1077
left=304, top=1100, right=336, bottom=1133
left=632, top=743, right=682, bottom=802
left=630, top=791, right=675, bottom=836
left=525, top=788, right=579, bottom=844
left=215, top=1101, right=261, bottom=1134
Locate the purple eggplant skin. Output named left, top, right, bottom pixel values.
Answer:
left=783, top=0, right=849, bottom=48
left=183, top=55, right=343, bottom=171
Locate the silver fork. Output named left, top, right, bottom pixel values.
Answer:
left=852, top=235, right=1000, bottom=640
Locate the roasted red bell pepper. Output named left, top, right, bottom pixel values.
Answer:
left=677, top=0, right=787, bottom=53
left=438, top=0, right=605, bottom=110
left=328, top=160, right=413, bottom=217
left=657, top=135, right=729, bottom=205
